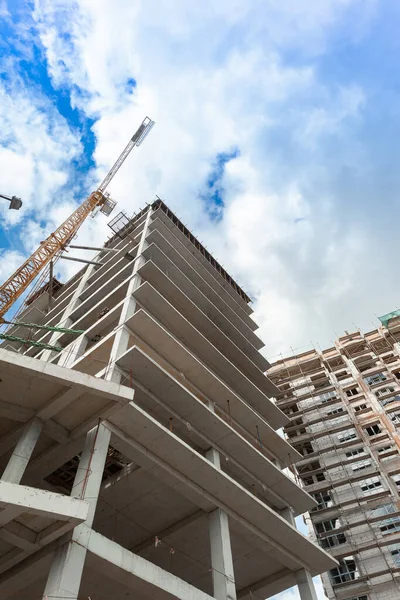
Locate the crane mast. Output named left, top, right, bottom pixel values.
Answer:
left=0, top=116, right=154, bottom=321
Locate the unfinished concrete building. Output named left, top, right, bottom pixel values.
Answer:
left=268, top=315, right=400, bottom=600
left=0, top=199, right=334, bottom=600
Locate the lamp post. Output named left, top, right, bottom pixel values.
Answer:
left=0, top=193, right=22, bottom=210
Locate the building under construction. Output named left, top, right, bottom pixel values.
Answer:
left=268, top=315, right=400, bottom=600
left=0, top=198, right=335, bottom=600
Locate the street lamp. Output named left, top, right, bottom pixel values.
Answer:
left=0, top=193, right=23, bottom=210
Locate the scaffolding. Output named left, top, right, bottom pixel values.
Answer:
left=268, top=327, right=400, bottom=599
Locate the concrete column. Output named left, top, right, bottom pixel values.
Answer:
left=205, top=447, right=236, bottom=600
left=295, top=569, right=318, bottom=600
left=42, top=422, right=111, bottom=599
left=59, top=334, right=89, bottom=368
left=279, top=507, right=318, bottom=600
left=105, top=208, right=153, bottom=384
left=1, top=418, right=43, bottom=483
left=279, top=506, right=295, bottom=526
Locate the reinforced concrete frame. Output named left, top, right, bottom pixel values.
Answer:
left=0, top=199, right=335, bottom=600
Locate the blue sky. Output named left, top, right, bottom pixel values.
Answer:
left=2, top=2, right=400, bottom=361
left=1, top=3, right=400, bottom=594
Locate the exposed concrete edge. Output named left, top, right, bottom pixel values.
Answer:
left=0, top=348, right=133, bottom=404
left=84, top=525, right=215, bottom=600
left=0, top=481, right=89, bottom=525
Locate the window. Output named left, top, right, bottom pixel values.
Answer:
left=346, top=388, right=359, bottom=397
left=390, top=544, right=400, bottom=567
left=379, top=516, right=400, bottom=534
left=352, top=460, right=371, bottom=472
left=391, top=474, right=400, bottom=488
left=376, top=386, right=395, bottom=397
left=354, top=403, right=367, bottom=412
left=365, top=424, right=381, bottom=436
left=338, top=430, right=357, bottom=443
left=346, top=448, right=366, bottom=459
left=360, top=477, right=382, bottom=496
left=372, top=503, right=395, bottom=518
left=320, top=532, right=347, bottom=549
left=344, top=596, right=368, bottom=600
left=298, top=442, right=314, bottom=456
left=298, top=461, right=320, bottom=474
left=315, top=518, right=340, bottom=534
left=327, top=407, right=344, bottom=416
left=393, top=370, right=400, bottom=380
left=391, top=413, right=400, bottom=425
left=319, top=391, right=336, bottom=403
left=330, top=557, right=357, bottom=585
left=365, top=373, right=387, bottom=385
left=380, top=395, right=400, bottom=407
left=378, top=445, right=392, bottom=454
left=312, top=491, right=333, bottom=510
left=299, top=461, right=326, bottom=485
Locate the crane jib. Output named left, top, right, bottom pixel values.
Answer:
left=0, top=117, right=154, bottom=321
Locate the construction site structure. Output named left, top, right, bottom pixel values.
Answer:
left=0, top=198, right=334, bottom=600
left=268, top=314, right=400, bottom=600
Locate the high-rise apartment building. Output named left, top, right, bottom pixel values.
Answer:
left=0, top=199, right=334, bottom=600
left=268, top=315, right=400, bottom=600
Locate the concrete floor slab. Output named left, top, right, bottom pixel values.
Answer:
left=132, top=282, right=287, bottom=429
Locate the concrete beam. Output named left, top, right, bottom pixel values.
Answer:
left=0, top=419, right=69, bottom=464
left=131, top=509, right=204, bottom=554
left=0, top=481, right=89, bottom=525
left=237, top=568, right=294, bottom=599
left=0, top=399, right=35, bottom=422
left=84, top=525, right=215, bottom=600
left=0, top=520, right=37, bottom=552
left=36, top=385, right=85, bottom=421
left=0, top=518, right=89, bottom=575
left=0, top=544, right=54, bottom=597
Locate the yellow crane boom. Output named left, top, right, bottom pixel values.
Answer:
left=0, top=116, right=154, bottom=321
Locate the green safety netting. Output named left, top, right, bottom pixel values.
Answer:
left=378, top=310, right=400, bottom=329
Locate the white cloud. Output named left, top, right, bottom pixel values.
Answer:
left=0, top=248, right=26, bottom=281
left=12, top=0, right=382, bottom=359
left=0, top=0, right=388, bottom=595
left=0, top=65, right=82, bottom=239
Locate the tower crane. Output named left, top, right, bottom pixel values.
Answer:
left=0, top=116, right=154, bottom=322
